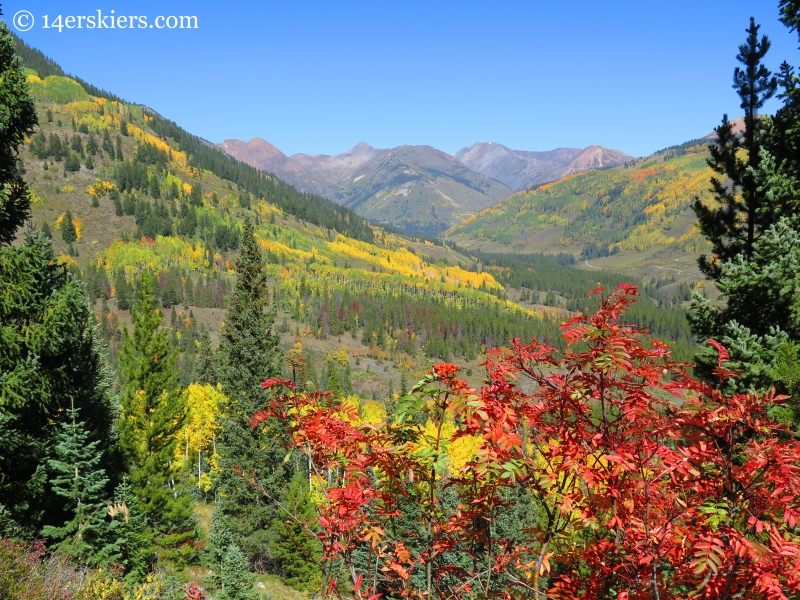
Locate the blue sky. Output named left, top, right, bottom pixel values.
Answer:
left=10, top=1, right=800, bottom=157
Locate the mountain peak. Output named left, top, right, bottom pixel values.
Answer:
left=456, top=142, right=633, bottom=191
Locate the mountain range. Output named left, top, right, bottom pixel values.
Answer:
left=219, top=138, right=633, bottom=237
left=444, top=137, right=713, bottom=272
left=454, top=142, right=633, bottom=192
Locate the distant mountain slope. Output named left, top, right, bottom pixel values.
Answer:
left=454, top=142, right=633, bottom=192
left=10, top=33, right=377, bottom=244
left=445, top=139, right=713, bottom=259
left=219, top=139, right=513, bottom=237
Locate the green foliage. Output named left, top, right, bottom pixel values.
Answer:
left=110, top=477, right=152, bottom=582
left=118, top=270, right=197, bottom=566
left=218, top=544, right=258, bottom=600
left=61, top=209, right=76, bottom=243
left=26, top=75, right=92, bottom=104
left=86, top=133, right=98, bottom=156
left=64, top=152, right=81, bottom=173
left=0, top=232, right=115, bottom=535
left=0, top=21, right=38, bottom=245
left=194, top=328, right=217, bottom=385
left=690, top=216, right=800, bottom=395
left=447, top=146, right=713, bottom=254
left=270, top=472, right=322, bottom=592
left=693, top=18, right=778, bottom=280
left=216, top=218, right=291, bottom=570
left=41, top=404, right=122, bottom=566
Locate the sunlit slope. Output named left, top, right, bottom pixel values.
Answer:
left=445, top=141, right=713, bottom=257
left=21, top=71, right=543, bottom=365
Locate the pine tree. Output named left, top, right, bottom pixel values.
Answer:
left=218, top=544, right=257, bottom=600
left=86, top=133, right=98, bottom=156
left=0, top=20, right=37, bottom=245
left=115, top=269, right=133, bottom=310
left=194, top=328, right=217, bottom=385
left=693, top=18, right=779, bottom=280
left=189, top=182, right=202, bottom=207
left=216, top=217, right=289, bottom=570
left=0, top=20, right=116, bottom=535
left=41, top=403, right=122, bottom=565
left=110, top=476, right=152, bottom=582
left=70, top=133, right=84, bottom=156
left=48, top=133, right=63, bottom=161
left=103, top=131, right=115, bottom=160
left=689, top=9, right=800, bottom=404
left=112, top=189, right=123, bottom=216
left=61, top=209, right=77, bottom=243
left=269, top=472, right=322, bottom=592
left=40, top=220, right=51, bottom=239
left=118, top=269, right=197, bottom=566
left=116, top=135, right=124, bottom=161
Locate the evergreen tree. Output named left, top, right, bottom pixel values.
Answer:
left=216, top=217, right=289, bottom=570
left=61, top=209, right=76, bottom=243
left=0, top=20, right=37, bottom=245
left=0, top=22, right=116, bottom=535
left=217, top=544, right=257, bottom=600
left=116, top=135, right=124, bottom=161
left=189, top=182, right=202, bottom=207
left=40, top=220, right=51, bottom=239
left=103, top=130, right=115, bottom=160
left=64, top=153, right=81, bottom=173
left=86, top=133, right=98, bottom=156
left=41, top=403, right=122, bottom=565
left=693, top=18, right=779, bottom=280
left=118, top=269, right=197, bottom=566
left=85, top=154, right=95, bottom=171
left=111, top=189, right=123, bottom=217
left=689, top=8, right=800, bottom=407
left=48, top=133, right=63, bottom=161
left=115, top=269, right=133, bottom=310
left=70, top=133, right=84, bottom=156
left=269, top=472, right=322, bottom=592
left=194, top=328, right=217, bottom=385
left=110, top=477, right=152, bottom=582
left=0, top=232, right=117, bottom=534
left=149, top=175, right=160, bottom=199
left=238, top=190, right=250, bottom=210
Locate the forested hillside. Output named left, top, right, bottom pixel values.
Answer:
left=13, top=5, right=800, bottom=598
left=445, top=138, right=713, bottom=261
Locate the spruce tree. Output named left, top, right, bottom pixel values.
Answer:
left=194, top=328, right=218, bottom=385
left=103, top=131, right=115, bottom=160
left=115, top=269, right=133, bottom=310
left=693, top=18, right=778, bottom=280
left=118, top=269, right=197, bottom=566
left=269, top=472, right=322, bottom=592
left=86, top=133, right=98, bottom=156
left=217, top=544, right=257, bottom=600
left=0, top=20, right=37, bottom=245
left=110, top=477, right=152, bottom=582
left=216, top=217, right=289, bottom=570
left=41, top=403, right=122, bottom=565
left=0, top=19, right=116, bottom=535
left=61, top=209, right=76, bottom=243
left=689, top=9, right=800, bottom=403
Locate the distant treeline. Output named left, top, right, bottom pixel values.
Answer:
left=442, top=247, right=697, bottom=361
